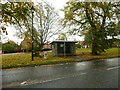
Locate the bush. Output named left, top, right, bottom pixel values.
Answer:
left=2, top=42, right=18, bottom=53
left=76, top=43, right=82, bottom=48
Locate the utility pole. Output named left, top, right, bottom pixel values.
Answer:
left=31, top=6, right=34, bottom=61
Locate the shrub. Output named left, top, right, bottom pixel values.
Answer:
left=2, top=42, right=18, bottom=53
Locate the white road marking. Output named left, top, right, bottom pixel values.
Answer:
left=24, top=72, right=88, bottom=85
left=60, top=64, right=64, bottom=65
left=76, top=63, right=86, bottom=66
left=107, top=66, right=120, bottom=71
left=80, top=72, right=87, bottom=75
left=21, top=81, right=27, bottom=85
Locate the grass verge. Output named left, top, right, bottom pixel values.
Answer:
left=2, top=48, right=120, bottom=69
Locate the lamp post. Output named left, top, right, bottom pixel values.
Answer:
left=31, top=6, right=34, bottom=61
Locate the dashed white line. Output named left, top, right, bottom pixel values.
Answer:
left=20, top=72, right=88, bottom=86
left=106, top=66, right=120, bottom=71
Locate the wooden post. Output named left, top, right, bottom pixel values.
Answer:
left=64, top=42, right=66, bottom=57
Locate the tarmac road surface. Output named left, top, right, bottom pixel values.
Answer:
left=1, top=57, right=119, bottom=88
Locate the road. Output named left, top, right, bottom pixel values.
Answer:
left=1, top=57, right=120, bottom=88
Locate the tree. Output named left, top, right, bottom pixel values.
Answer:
left=1, top=2, right=32, bottom=33
left=31, top=2, right=61, bottom=50
left=58, top=33, right=68, bottom=40
left=20, top=31, right=32, bottom=52
left=2, top=1, right=61, bottom=51
left=2, top=40, right=18, bottom=53
left=63, top=1, right=120, bottom=55
left=20, top=30, right=40, bottom=52
left=19, top=2, right=61, bottom=51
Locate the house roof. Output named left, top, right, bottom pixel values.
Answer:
left=51, top=40, right=77, bottom=44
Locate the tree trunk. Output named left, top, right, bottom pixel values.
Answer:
left=91, top=36, right=99, bottom=55
left=92, top=44, right=98, bottom=55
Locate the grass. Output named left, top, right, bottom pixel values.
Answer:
left=76, top=48, right=119, bottom=59
left=2, top=48, right=120, bottom=69
left=2, top=53, right=73, bottom=69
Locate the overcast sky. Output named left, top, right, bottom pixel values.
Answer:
left=2, top=0, right=119, bottom=44
left=3, top=0, right=68, bottom=43
left=2, top=0, right=84, bottom=44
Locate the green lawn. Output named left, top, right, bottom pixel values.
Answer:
left=2, top=48, right=119, bottom=69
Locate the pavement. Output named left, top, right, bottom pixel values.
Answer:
left=1, top=57, right=120, bottom=88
